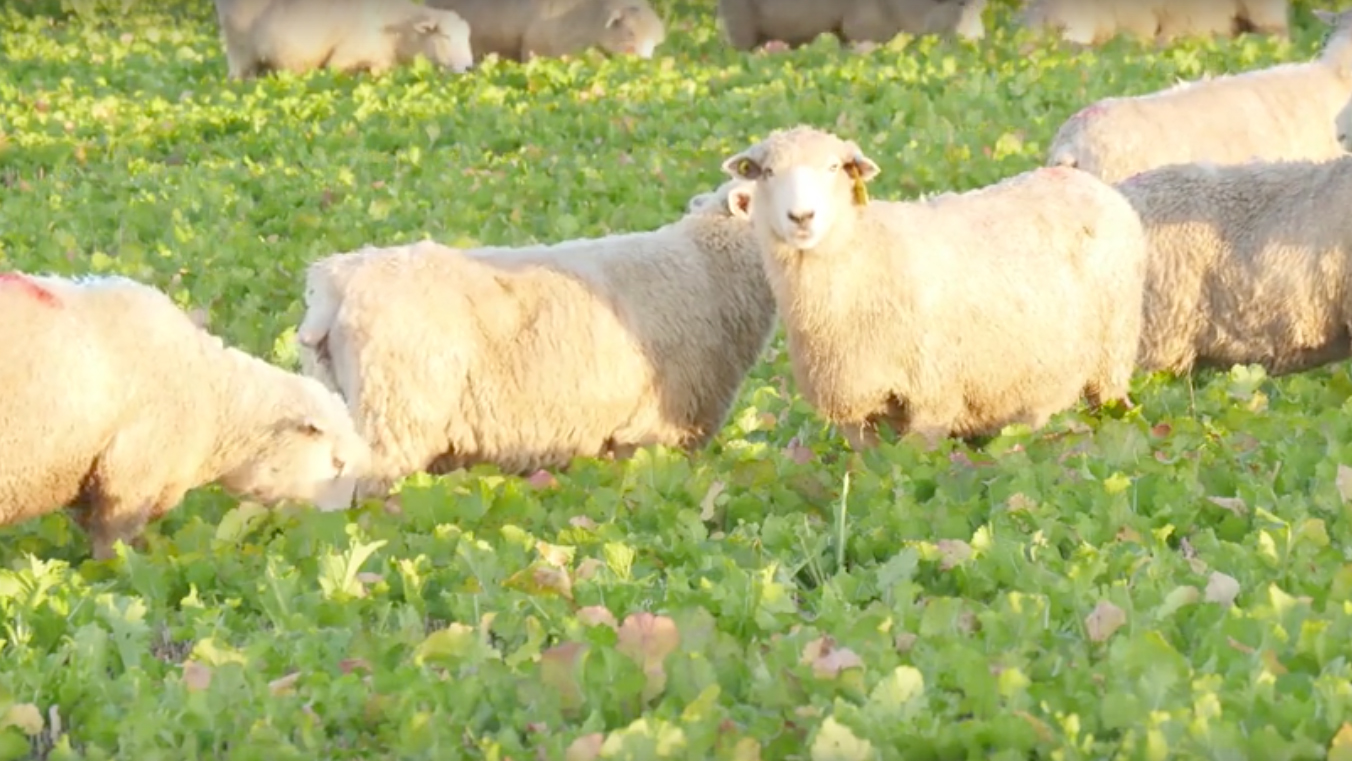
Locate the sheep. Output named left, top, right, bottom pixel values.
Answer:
left=425, top=0, right=665, bottom=62
left=715, top=0, right=987, bottom=53
left=1338, top=92, right=1352, bottom=151
left=1044, top=8, right=1351, bottom=184
left=0, top=272, right=372, bottom=560
left=1018, top=0, right=1157, bottom=46
left=1114, top=156, right=1352, bottom=377
left=1019, top=0, right=1288, bottom=46
left=719, top=126, right=1148, bottom=450
left=294, top=178, right=775, bottom=500
left=218, top=0, right=474, bottom=79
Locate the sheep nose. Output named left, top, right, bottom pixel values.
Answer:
left=332, top=455, right=346, bottom=473
left=787, top=209, right=814, bottom=225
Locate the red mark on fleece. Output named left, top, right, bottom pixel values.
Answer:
left=0, top=273, right=59, bottom=307
left=1069, top=102, right=1107, bottom=123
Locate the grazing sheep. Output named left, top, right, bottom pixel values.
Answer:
left=222, top=0, right=474, bottom=79
left=426, top=0, right=665, bottom=62
left=1019, top=0, right=1288, bottom=46
left=720, top=126, right=1148, bottom=449
left=1019, top=0, right=1157, bottom=45
left=0, top=273, right=371, bottom=560
left=1337, top=93, right=1352, bottom=151
left=296, top=179, right=774, bottom=499
left=1116, top=156, right=1352, bottom=376
left=716, top=0, right=987, bottom=52
left=1045, top=8, right=1351, bottom=184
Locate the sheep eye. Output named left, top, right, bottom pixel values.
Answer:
left=763, top=167, right=774, bottom=178
left=828, top=162, right=842, bottom=173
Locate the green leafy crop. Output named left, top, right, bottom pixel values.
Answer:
left=4, top=0, right=1352, bottom=758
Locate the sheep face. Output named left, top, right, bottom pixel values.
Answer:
left=402, top=10, right=474, bottom=73
left=721, top=126, right=880, bottom=252
left=600, top=3, right=667, bottom=59
left=1338, top=96, right=1352, bottom=153
left=218, top=380, right=371, bottom=512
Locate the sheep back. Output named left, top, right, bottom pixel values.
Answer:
left=1116, top=156, right=1352, bottom=376
left=301, top=196, right=772, bottom=495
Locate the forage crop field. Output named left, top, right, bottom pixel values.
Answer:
left=8, top=0, right=1352, bottom=758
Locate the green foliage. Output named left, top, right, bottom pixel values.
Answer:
left=5, top=0, right=1352, bottom=757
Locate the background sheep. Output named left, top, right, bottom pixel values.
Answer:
left=1116, top=156, right=1352, bottom=377
left=1019, top=0, right=1288, bottom=46
left=1044, top=8, right=1351, bottom=184
left=426, top=0, right=665, bottom=62
left=720, top=126, right=1147, bottom=450
left=716, top=0, right=987, bottom=52
left=224, top=0, right=473, bottom=79
left=0, top=272, right=371, bottom=560
left=296, top=179, right=774, bottom=499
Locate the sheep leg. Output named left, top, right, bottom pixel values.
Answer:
left=83, top=499, right=154, bottom=561
left=840, top=421, right=881, bottom=451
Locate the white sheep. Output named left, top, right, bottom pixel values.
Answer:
left=720, top=126, right=1148, bottom=449
left=1337, top=92, right=1352, bottom=151
left=295, top=179, right=775, bottom=499
left=1045, top=8, right=1352, bottom=184
left=1019, top=0, right=1288, bottom=46
left=218, top=0, right=474, bottom=79
left=1019, top=0, right=1157, bottom=45
left=0, top=272, right=371, bottom=560
left=716, top=0, right=987, bottom=52
left=1115, top=155, right=1352, bottom=376
left=426, top=0, right=667, bottom=62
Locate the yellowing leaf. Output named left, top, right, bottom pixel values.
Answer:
left=540, top=642, right=588, bottom=714
left=810, top=716, right=874, bottom=761
left=268, top=672, right=301, bottom=696
left=0, top=703, right=43, bottom=736
left=1085, top=600, right=1127, bottom=643
left=801, top=636, right=864, bottom=679
left=182, top=660, right=213, bottom=692
left=1103, top=472, right=1132, bottom=495
left=213, top=501, right=269, bottom=545
left=1205, top=572, right=1241, bottom=607
left=504, top=563, right=574, bottom=600
left=565, top=733, right=604, bottom=761
left=1337, top=465, right=1352, bottom=503
left=576, top=605, right=618, bottom=629
left=699, top=480, right=726, bottom=521
left=414, top=622, right=498, bottom=667
left=869, top=665, right=925, bottom=707
left=1206, top=496, right=1247, bottom=516
left=1328, top=722, right=1352, bottom=761
left=936, top=539, right=972, bottom=570
left=616, top=612, right=681, bottom=702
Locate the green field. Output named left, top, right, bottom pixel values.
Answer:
left=7, top=0, right=1352, bottom=757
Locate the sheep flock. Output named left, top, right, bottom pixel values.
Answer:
left=5, top=3, right=1352, bottom=567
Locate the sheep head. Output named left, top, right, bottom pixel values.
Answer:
left=721, top=126, right=880, bottom=252
left=686, top=178, right=755, bottom=219
left=601, top=2, right=666, bottom=59
left=395, top=10, right=474, bottom=73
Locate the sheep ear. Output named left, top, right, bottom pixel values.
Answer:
left=845, top=152, right=881, bottom=183
left=293, top=417, right=326, bottom=436
left=606, top=7, right=631, bottom=27
left=1313, top=9, right=1336, bottom=25
left=728, top=187, right=753, bottom=219
left=721, top=152, right=763, bottom=180
left=413, top=17, right=440, bottom=33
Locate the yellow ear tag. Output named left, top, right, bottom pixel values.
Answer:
left=737, top=158, right=754, bottom=176
left=846, top=165, right=869, bottom=206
